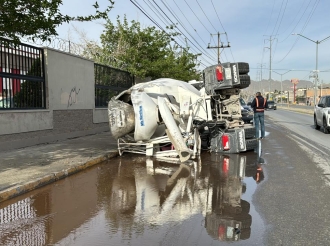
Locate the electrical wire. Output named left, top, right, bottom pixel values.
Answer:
left=195, top=0, right=218, bottom=32
left=264, top=0, right=276, bottom=34
left=130, top=0, right=213, bottom=67
left=151, top=0, right=216, bottom=63
left=146, top=0, right=216, bottom=63
left=277, top=0, right=309, bottom=43
left=170, top=0, right=217, bottom=58
left=271, top=0, right=286, bottom=36
left=210, top=0, right=226, bottom=33
left=274, top=0, right=320, bottom=63
left=182, top=0, right=212, bottom=34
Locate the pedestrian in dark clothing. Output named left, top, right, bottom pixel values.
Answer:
left=251, top=92, right=268, bottom=139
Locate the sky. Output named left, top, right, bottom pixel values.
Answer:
left=57, top=0, right=330, bottom=83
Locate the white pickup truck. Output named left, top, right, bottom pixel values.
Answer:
left=314, top=95, right=330, bottom=134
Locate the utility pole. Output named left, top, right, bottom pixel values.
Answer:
left=257, top=63, right=266, bottom=92
left=207, top=32, right=230, bottom=64
left=264, top=35, right=277, bottom=98
left=292, top=33, right=330, bottom=105
left=321, top=79, right=323, bottom=96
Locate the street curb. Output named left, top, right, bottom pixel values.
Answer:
left=278, top=106, right=314, bottom=115
left=0, top=150, right=119, bottom=203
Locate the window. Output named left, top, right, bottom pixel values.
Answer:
left=326, top=97, right=330, bottom=107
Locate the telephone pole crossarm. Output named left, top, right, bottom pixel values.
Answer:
left=207, top=32, right=231, bottom=64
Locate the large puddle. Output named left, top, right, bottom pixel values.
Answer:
left=0, top=149, right=266, bottom=245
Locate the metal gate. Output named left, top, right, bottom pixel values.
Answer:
left=0, top=39, right=46, bottom=110
left=94, top=63, right=134, bottom=108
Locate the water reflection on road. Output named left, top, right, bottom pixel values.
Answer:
left=0, top=147, right=266, bottom=245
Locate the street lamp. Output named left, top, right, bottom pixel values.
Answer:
left=272, top=70, right=291, bottom=104
left=292, top=33, right=330, bottom=106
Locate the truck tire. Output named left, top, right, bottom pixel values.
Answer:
left=241, top=199, right=250, bottom=213
left=245, top=138, right=258, bottom=151
left=237, top=62, right=249, bottom=74
left=236, top=74, right=251, bottom=89
left=243, top=125, right=255, bottom=139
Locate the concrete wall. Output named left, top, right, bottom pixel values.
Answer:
left=0, top=48, right=109, bottom=151
left=46, top=49, right=95, bottom=110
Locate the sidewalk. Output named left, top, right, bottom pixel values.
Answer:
left=0, top=131, right=119, bottom=203
left=278, top=105, right=314, bottom=115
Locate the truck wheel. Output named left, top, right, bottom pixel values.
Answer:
left=323, top=118, right=329, bottom=134
left=237, top=62, right=250, bottom=74
left=237, top=75, right=251, bottom=89
left=314, top=115, right=320, bottom=130
left=241, top=199, right=250, bottom=213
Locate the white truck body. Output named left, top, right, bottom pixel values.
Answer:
left=108, top=62, right=257, bottom=162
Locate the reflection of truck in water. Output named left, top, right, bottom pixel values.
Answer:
left=107, top=151, right=255, bottom=242
left=203, top=153, right=252, bottom=241
left=108, top=62, right=257, bottom=163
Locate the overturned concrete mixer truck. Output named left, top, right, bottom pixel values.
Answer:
left=108, top=62, right=257, bottom=163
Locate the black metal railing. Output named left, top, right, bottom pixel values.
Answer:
left=94, top=63, right=133, bottom=108
left=0, top=39, right=46, bottom=110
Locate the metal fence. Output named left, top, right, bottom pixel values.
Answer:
left=94, top=63, right=134, bottom=108
left=0, top=39, right=46, bottom=110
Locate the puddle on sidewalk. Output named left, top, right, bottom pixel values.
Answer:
left=0, top=151, right=265, bottom=246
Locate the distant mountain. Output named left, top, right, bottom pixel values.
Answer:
left=244, top=79, right=330, bottom=94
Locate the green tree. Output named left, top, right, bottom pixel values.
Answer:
left=0, top=0, right=114, bottom=43
left=13, top=59, right=43, bottom=108
left=87, top=16, right=201, bottom=81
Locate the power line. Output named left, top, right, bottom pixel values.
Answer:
left=130, top=0, right=213, bottom=66
left=168, top=0, right=217, bottom=58
left=182, top=0, right=212, bottom=34
left=149, top=0, right=215, bottom=63
left=195, top=0, right=217, bottom=32
left=210, top=0, right=226, bottom=32
left=158, top=0, right=217, bottom=61
left=271, top=0, right=286, bottom=36
left=274, top=0, right=320, bottom=63
left=207, top=32, right=230, bottom=64
left=277, top=0, right=309, bottom=42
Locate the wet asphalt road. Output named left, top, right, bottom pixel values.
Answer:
left=1, top=109, right=330, bottom=246
left=256, top=110, right=330, bottom=245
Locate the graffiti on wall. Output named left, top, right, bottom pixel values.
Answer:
left=67, top=86, right=81, bottom=108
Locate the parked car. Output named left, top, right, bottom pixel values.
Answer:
left=266, top=100, right=277, bottom=110
left=314, top=95, right=330, bottom=134
left=240, top=98, right=254, bottom=124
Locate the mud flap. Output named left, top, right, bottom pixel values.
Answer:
left=210, top=128, right=246, bottom=153
left=245, top=138, right=258, bottom=151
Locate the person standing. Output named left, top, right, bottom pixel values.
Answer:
left=251, top=92, right=268, bottom=139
